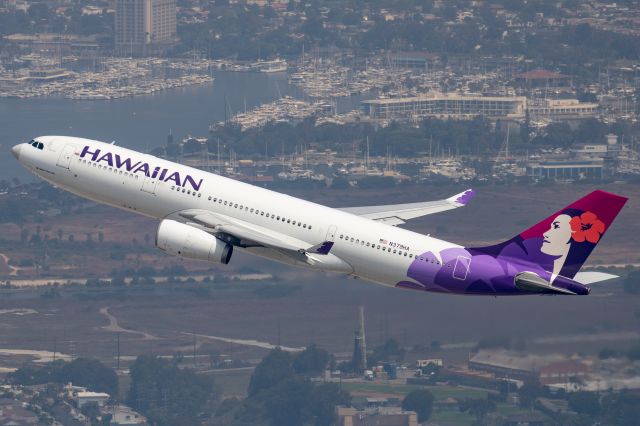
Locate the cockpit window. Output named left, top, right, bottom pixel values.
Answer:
left=29, top=140, right=43, bottom=150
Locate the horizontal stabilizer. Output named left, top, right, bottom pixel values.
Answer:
left=574, top=271, right=619, bottom=285
left=515, top=272, right=577, bottom=295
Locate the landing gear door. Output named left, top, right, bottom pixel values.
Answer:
left=453, top=256, right=471, bottom=280
left=141, top=175, right=158, bottom=194
left=326, top=225, right=337, bottom=241
left=56, top=144, right=77, bottom=169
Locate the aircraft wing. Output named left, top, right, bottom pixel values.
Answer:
left=339, top=189, right=475, bottom=226
left=176, top=209, right=332, bottom=255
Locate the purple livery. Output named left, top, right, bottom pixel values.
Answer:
left=397, top=190, right=628, bottom=295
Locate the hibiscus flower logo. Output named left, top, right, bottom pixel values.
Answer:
left=570, top=211, right=605, bottom=243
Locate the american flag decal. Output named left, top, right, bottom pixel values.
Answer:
left=379, top=238, right=388, bottom=244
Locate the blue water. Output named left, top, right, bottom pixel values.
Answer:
left=1, top=71, right=299, bottom=180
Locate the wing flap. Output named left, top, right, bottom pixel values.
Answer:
left=339, top=189, right=475, bottom=225
left=177, top=209, right=333, bottom=255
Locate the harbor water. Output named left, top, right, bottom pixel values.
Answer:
left=1, top=71, right=298, bottom=181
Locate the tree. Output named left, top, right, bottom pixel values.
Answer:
left=238, top=347, right=352, bottom=425
left=292, top=344, right=329, bottom=377
left=402, top=389, right=434, bottom=422
left=568, top=391, right=601, bottom=417
left=518, top=381, right=543, bottom=409
left=127, top=355, right=215, bottom=426
left=307, top=383, right=351, bottom=426
left=601, top=391, right=640, bottom=425
left=58, top=358, right=118, bottom=396
left=80, top=401, right=100, bottom=420
left=8, top=358, right=117, bottom=396
left=369, top=338, right=405, bottom=366
left=248, top=348, right=293, bottom=396
left=263, top=376, right=312, bottom=426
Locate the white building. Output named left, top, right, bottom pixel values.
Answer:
left=361, top=93, right=527, bottom=121
left=527, top=98, right=598, bottom=121
left=109, top=404, right=148, bottom=425
left=115, top=0, right=177, bottom=56
left=77, top=391, right=110, bottom=408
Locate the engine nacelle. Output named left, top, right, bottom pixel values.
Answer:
left=156, top=219, right=233, bottom=264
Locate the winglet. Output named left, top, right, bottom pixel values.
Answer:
left=308, top=241, right=334, bottom=255
left=447, top=188, right=475, bottom=206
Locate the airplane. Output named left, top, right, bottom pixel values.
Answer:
left=12, top=136, right=628, bottom=296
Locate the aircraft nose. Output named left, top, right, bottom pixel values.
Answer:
left=11, top=144, right=22, bottom=160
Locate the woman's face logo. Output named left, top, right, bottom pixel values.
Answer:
left=542, top=214, right=572, bottom=256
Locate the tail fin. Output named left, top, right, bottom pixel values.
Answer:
left=473, top=190, right=627, bottom=279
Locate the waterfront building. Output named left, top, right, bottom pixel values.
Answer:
left=3, top=34, right=99, bottom=56
left=527, top=98, right=598, bottom=121
left=115, top=0, right=177, bottom=56
left=361, top=94, right=598, bottom=123
left=361, top=93, right=527, bottom=121
left=527, top=160, right=604, bottom=181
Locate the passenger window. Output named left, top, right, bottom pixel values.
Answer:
left=261, top=212, right=265, bottom=216
left=250, top=208, right=254, bottom=213
left=309, top=226, right=312, bottom=230
left=224, top=201, right=228, bottom=205
left=276, top=216, right=280, bottom=220
left=234, top=204, right=238, bottom=208
left=208, top=196, right=212, bottom=201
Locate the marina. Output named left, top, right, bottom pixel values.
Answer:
left=0, top=56, right=216, bottom=99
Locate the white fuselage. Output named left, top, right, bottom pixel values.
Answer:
left=14, top=136, right=461, bottom=288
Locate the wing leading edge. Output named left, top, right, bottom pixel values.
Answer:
left=339, top=189, right=475, bottom=225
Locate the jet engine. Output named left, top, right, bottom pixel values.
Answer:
left=156, top=219, right=233, bottom=264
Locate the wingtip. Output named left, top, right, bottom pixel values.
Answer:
left=448, top=188, right=475, bottom=206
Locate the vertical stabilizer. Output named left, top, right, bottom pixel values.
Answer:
left=473, top=190, right=627, bottom=280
